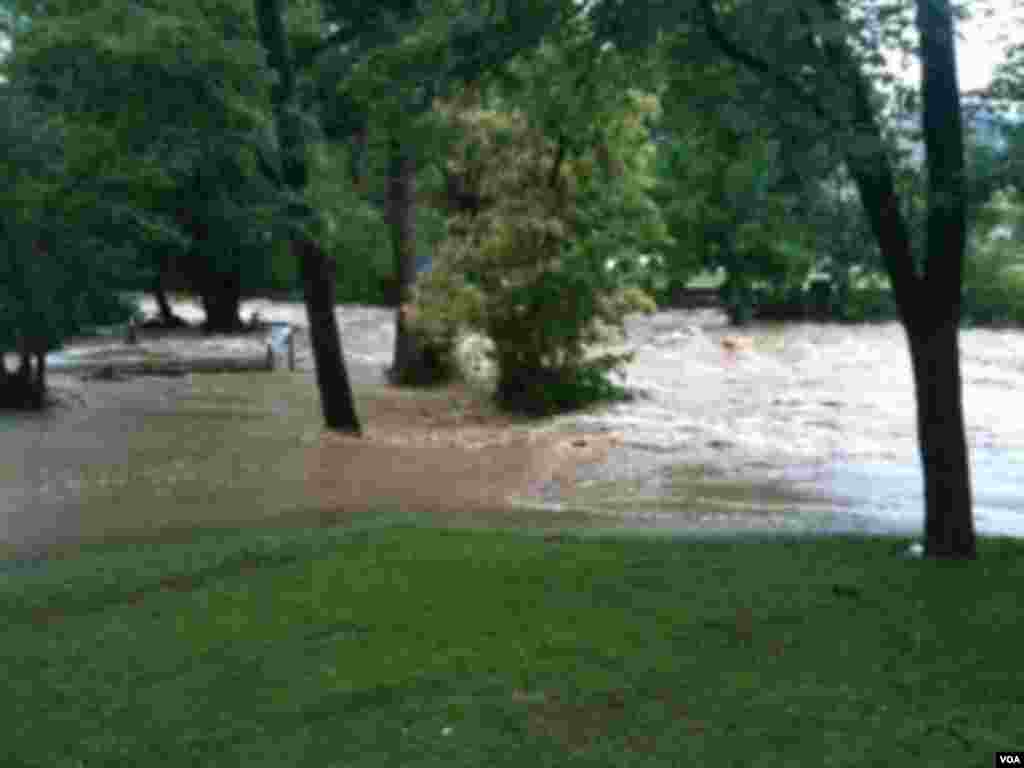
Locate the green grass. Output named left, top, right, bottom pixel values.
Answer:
left=2, top=522, right=1022, bottom=767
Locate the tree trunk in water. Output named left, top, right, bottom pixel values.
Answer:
left=296, top=238, right=362, bottom=433
left=0, top=347, right=45, bottom=410
left=906, top=322, right=975, bottom=557
left=828, top=0, right=975, bottom=558
left=152, top=251, right=187, bottom=328
left=33, top=350, right=46, bottom=409
left=698, top=0, right=977, bottom=557
left=254, top=0, right=362, bottom=434
left=912, top=0, right=976, bottom=558
left=154, top=277, right=177, bottom=324
left=386, top=138, right=447, bottom=387
left=199, top=270, right=245, bottom=334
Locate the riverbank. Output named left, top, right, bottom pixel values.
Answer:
left=3, top=523, right=1021, bottom=766
left=1, top=363, right=629, bottom=556
left=5, top=295, right=1023, bottom=554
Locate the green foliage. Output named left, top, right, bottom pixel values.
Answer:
left=409, top=84, right=665, bottom=416
left=5, top=0, right=308, bottom=320
left=961, top=187, right=1024, bottom=326
left=650, top=43, right=859, bottom=323
left=823, top=271, right=899, bottom=323
left=0, top=81, right=138, bottom=363
left=652, top=125, right=820, bottom=324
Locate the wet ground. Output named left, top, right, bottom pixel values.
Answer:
left=2, top=297, right=1022, bottom=556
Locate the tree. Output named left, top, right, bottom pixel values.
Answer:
left=337, top=15, right=463, bottom=386
left=590, top=0, right=977, bottom=558
left=0, top=80, right=138, bottom=409
left=252, top=0, right=362, bottom=433
left=408, top=50, right=669, bottom=415
left=5, top=0, right=292, bottom=333
left=309, top=0, right=585, bottom=388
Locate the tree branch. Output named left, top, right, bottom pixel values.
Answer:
left=697, top=0, right=829, bottom=123
left=812, top=0, right=922, bottom=313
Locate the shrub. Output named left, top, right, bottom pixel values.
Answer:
left=408, top=93, right=667, bottom=416
left=962, top=240, right=1024, bottom=327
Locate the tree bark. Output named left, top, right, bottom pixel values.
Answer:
left=152, top=249, right=187, bottom=328
left=198, top=269, right=245, bottom=334
left=911, top=0, right=976, bottom=557
left=839, top=0, right=975, bottom=558
left=174, top=209, right=245, bottom=332
left=0, top=344, right=45, bottom=411
left=33, top=350, right=46, bottom=409
left=296, top=238, right=362, bottom=430
left=386, top=138, right=446, bottom=387
left=699, top=0, right=976, bottom=558
left=906, top=322, right=975, bottom=557
left=154, top=275, right=177, bottom=324
left=254, top=0, right=361, bottom=434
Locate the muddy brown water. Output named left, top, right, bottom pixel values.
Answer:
left=3, top=298, right=1023, bottom=558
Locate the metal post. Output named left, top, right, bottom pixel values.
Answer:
left=287, top=327, right=295, bottom=371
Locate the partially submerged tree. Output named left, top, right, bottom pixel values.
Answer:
left=591, top=0, right=978, bottom=558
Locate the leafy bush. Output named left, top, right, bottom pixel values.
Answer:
left=961, top=187, right=1024, bottom=327
left=962, top=242, right=1024, bottom=327
left=408, top=93, right=666, bottom=416
left=841, top=275, right=900, bottom=323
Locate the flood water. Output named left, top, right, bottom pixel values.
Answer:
left=549, top=309, right=1024, bottom=538
left=2, top=297, right=1023, bottom=556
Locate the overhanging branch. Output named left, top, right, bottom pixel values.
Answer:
left=697, top=0, right=829, bottom=123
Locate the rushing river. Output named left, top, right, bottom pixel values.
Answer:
left=547, top=310, right=1024, bottom=539
left=147, top=298, right=1024, bottom=539
left=2, top=297, right=1023, bottom=554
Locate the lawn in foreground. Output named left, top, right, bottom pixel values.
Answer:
left=2, top=520, right=1021, bottom=767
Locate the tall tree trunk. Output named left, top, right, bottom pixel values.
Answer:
left=838, top=0, right=975, bottom=558
left=199, top=269, right=245, bottom=334
left=0, top=344, right=45, bottom=410
left=912, top=0, right=975, bottom=557
left=152, top=248, right=186, bottom=327
left=700, top=0, right=976, bottom=557
left=154, top=274, right=176, bottom=324
left=386, top=138, right=445, bottom=387
left=33, top=349, right=46, bottom=409
left=0, top=352, right=33, bottom=410
left=18, top=349, right=31, bottom=399
left=907, top=321, right=974, bottom=556
left=175, top=215, right=244, bottom=333
left=254, top=0, right=361, bottom=434
left=296, top=238, right=362, bottom=430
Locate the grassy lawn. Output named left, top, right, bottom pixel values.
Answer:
left=2, top=520, right=1022, bottom=767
